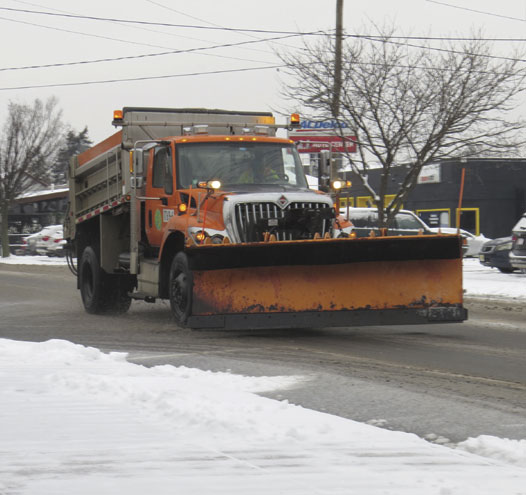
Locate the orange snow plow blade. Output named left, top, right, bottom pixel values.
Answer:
left=185, top=235, right=467, bottom=329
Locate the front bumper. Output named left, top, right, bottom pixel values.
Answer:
left=509, top=252, right=526, bottom=269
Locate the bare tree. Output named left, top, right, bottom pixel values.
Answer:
left=0, top=97, right=64, bottom=257
left=280, top=27, right=526, bottom=226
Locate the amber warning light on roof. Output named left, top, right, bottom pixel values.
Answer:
left=290, top=113, right=300, bottom=127
left=113, top=110, right=123, bottom=121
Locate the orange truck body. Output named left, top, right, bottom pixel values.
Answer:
left=65, top=107, right=466, bottom=329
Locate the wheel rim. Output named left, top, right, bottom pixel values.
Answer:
left=82, top=262, right=94, bottom=301
left=172, top=271, right=188, bottom=315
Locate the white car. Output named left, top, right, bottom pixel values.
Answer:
left=21, top=231, right=41, bottom=255
left=46, top=237, right=67, bottom=257
left=35, top=225, right=63, bottom=256
left=428, top=227, right=489, bottom=257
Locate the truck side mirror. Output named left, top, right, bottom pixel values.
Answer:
left=318, top=150, right=331, bottom=192
left=133, top=149, right=144, bottom=175
left=130, top=176, right=144, bottom=189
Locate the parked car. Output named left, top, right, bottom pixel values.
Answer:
left=429, top=227, right=488, bottom=257
left=46, top=237, right=67, bottom=257
left=340, top=207, right=434, bottom=237
left=20, top=231, right=42, bottom=256
left=9, top=233, right=29, bottom=255
left=479, top=236, right=515, bottom=273
left=509, top=212, right=526, bottom=271
left=35, top=225, right=63, bottom=256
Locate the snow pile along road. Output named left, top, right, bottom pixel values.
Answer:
left=0, top=254, right=68, bottom=265
left=462, top=258, right=526, bottom=300
left=0, top=339, right=525, bottom=495
left=458, top=436, right=526, bottom=468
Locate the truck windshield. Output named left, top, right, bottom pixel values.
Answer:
left=176, top=142, right=308, bottom=189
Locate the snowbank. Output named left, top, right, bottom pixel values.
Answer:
left=1, top=338, right=525, bottom=494
left=0, top=254, right=68, bottom=265
left=458, top=435, right=526, bottom=468
left=462, top=258, right=526, bottom=300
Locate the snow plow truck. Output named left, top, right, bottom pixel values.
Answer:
left=64, top=107, right=467, bottom=329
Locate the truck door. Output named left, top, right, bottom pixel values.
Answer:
left=145, top=145, right=175, bottom=247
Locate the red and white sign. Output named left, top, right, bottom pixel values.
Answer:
left=289, top=134, right=357, bottom=153
left=417, top=164, right=441, bottom=184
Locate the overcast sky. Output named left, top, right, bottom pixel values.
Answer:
left=1, top=0, right=526, bottom=143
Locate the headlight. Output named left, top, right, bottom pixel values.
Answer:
left=495, top=242, right=512, bottom=251
left=210, top=234, right=224, bottom=244
left=188, top=227, right=229, bottom=245
left=197, top=179, right=221, bottom=190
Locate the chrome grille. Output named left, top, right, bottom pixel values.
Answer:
left=234, top=201, right=332, bottom=242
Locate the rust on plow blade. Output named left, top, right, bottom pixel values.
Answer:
left=185, top=235, right=467, bottom=329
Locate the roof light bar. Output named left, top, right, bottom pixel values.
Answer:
left=254, top=125, right=270, bottom=135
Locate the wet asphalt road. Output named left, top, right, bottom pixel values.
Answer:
left=1, top=263, right=525, bottom=444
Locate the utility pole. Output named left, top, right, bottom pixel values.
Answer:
left=332, top=0, right=344, bottom=117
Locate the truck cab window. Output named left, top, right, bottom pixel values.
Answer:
left=152, top=147, right=173, bottom=195
left=176, top=142, right=308, bottom=189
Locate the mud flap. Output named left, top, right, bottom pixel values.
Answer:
left=185, top=235, right=466, bottom=329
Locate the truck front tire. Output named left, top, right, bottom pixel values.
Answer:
left=169, top=252, right=193, bottom=326
left=79, top=246, right=132, bottom=315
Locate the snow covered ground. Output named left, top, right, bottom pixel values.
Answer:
left=0, top=254, right=69, bottom=266
left=462, top=258, right=525, bottom=301
left=1, top=339, right=525, bottom=495
left=0, top=255, right=525, bottom=493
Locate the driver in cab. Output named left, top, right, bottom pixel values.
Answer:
left=239, top=155, right=280, bottom=184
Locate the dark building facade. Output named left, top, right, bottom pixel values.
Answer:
left=7, top=188, right=68, bottom=234
left=341, top=158, right=526, bottom=239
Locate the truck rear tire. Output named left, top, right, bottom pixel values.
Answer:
left=169, top=252, right=193, bottom=325
left=105, top=274, right=133, bottom=314
left=79, top=246, right=132, bottom=314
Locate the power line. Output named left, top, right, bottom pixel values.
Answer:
left=1, top=3, right=525, bottom=82
left=5, top=5, right=526, bottom=42
left=425, top=0, right=526, bottom=23
left=2, top=30, right=524, bottom=78
left=143, top=0, right=301, bottom=52
left=144, top=0, right=234, bottom=31
left=0, top=29, right=300, bottom=72
left=3, top=52, right=524, bottom=93
left=356, top=34, right=526, bottom=42
left=0, top=64, right=284, bottom=91
left=0, top=14, right=172, bottom=50
left=11, top=0, right=279, bottom=55
left=0, top=6, right=324, bottom=36
left=361, top=35, right=526, bottom=65
left=2, top=14, right=524, bottom=72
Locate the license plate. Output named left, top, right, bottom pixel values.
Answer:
left=517, top=238, right=525, bottom=246
left=479, top=254, right=485, bottom=262
left=268, top=218, right=278, bottom=227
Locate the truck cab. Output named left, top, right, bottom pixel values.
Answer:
left=138, top=134, right=338, bottom=253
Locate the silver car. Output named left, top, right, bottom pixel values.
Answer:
left=340, top=207, right=433, bottom=237
left=509, top=213, right=526, bottom=271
